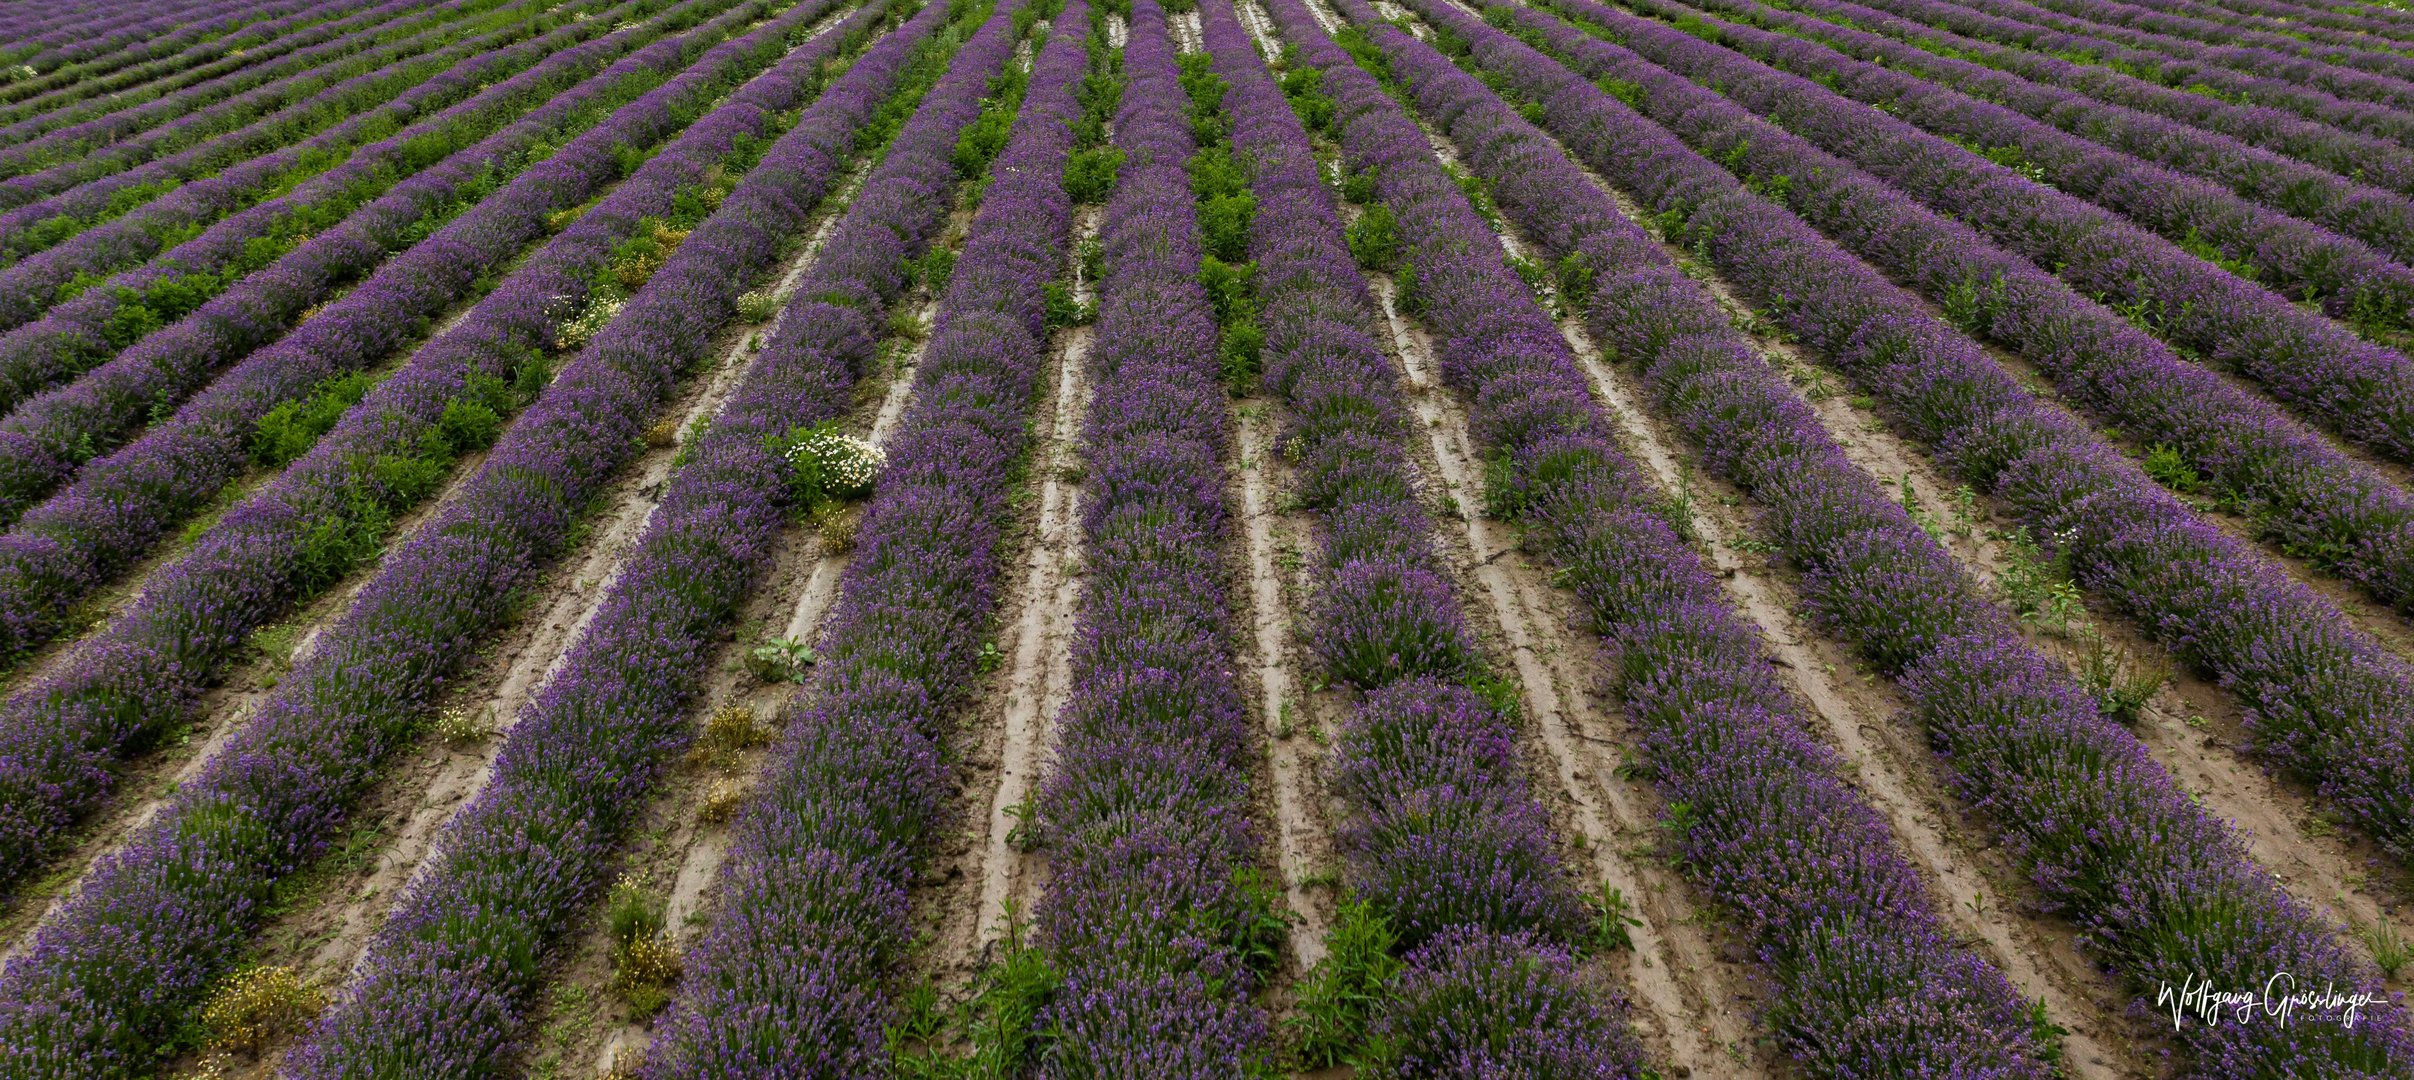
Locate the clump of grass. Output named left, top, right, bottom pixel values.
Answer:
left=1585, top=883, right=1643, bottom=954
left=699, top=778, right=748, bottom=824
left=2362, top=919, right=2410, bottom=981
left=643, top=417, right=680, bottom=448
left=1996, top=527, right=2083, bottom=634
left=1287, top=898, right=1402, bottom=1069
left=433, top=705, right=492, bottom=746
left=605, top=875, right=680, bottom=1018
left=200, top=966, right=323, bottom=1055
left=735, top=288, right=781, bottom=323
left=2077, top=631, right=2166, bottom=725
left=816, top=505, right=858, bottom=555
left=704, top=700, right=767, bottom=763
left=944, top=906, right=1061, bottom=1076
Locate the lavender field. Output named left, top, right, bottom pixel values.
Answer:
left=0, top=0, right=2411, bottom=1074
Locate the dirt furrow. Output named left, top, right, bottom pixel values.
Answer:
left=1231, top=400, right=1336, bottom=971
left=963, top=206, right=1100, bottom=963
left=1234, top=0, right=1282, bottom=48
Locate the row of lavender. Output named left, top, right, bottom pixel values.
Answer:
left=1399, top=0, right=2410, bottom=1071
left=287, top=0, right=1039, bottom=1069
left=1682, top=0, right=2414, bottom=283
left=1020, top=3, right=1280, bottom=1071
left=2026, top=0, right=2414, bottom=86
left=1868, top=0, right=2414, bottom=147
left=0, top=0, right=540, bottom=252
left=2153, top=0, right=2414, bottom=44
left=0, top=0, right=476, bottom=184
left=0, top=0, right=959, bottom=1066
left=1715, top=0, right=2414, bottom=196
left=1600, top=0, right=2414, bottom=476
left=1637, top=0, right=2414, bottom=364
left=1966, top=0, right=2414, bottom=114
left=0, top=0, right=654, bottom=472
left=0, top=0, right=766, bottom=679
left=1527, top=0, right=2414, bottom=862
left=0, top=0, right=305, bottom=111
left=0, top=0, right=881, bottom=894
left=1274, top=0, right=2070, bottom=1070
left=2102, top=0, right=2414, bottom=47
left=0, top=0, right=411, bottom=153
left=1199, top=1, right=1655, bottom=1071
left=1518, top=1, right=2414, bottom=646
left=642, top=3, right=1094, bottom=1071
left=0, top=0, right=651, bottom=342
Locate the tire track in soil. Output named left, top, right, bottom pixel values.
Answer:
left=1520, top=75, right=2412, bottom=1032
left=1235, top=0, right=1360, bottom=996
left=1231, top=399, right=1338, bottom=972
left=961, top=205, right=1098, bottom=967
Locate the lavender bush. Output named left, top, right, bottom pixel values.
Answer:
left=1566, top=0, right=2414, bottom=466
left=0, top=0, right=476, bottom=179
left=0, top=0, right=557, bottom=246
left=1510, top=0, right=2414, bottom=862
left=1716, top=0, right=2414, bottom=197
left=1835, top=0, right=2414, bottom=148
left=0, top=0, right=669, bottom=342
left=0, top=0, right=419, bottom=150
left=1620, top=0, right=2414, bottom=338
left=1010, top=5, right=1282, bottom=1073
left=1197, top=4, right=1660, bottom=1073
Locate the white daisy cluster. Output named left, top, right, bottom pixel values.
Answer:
left=783, top=426, right=884, bottom=502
